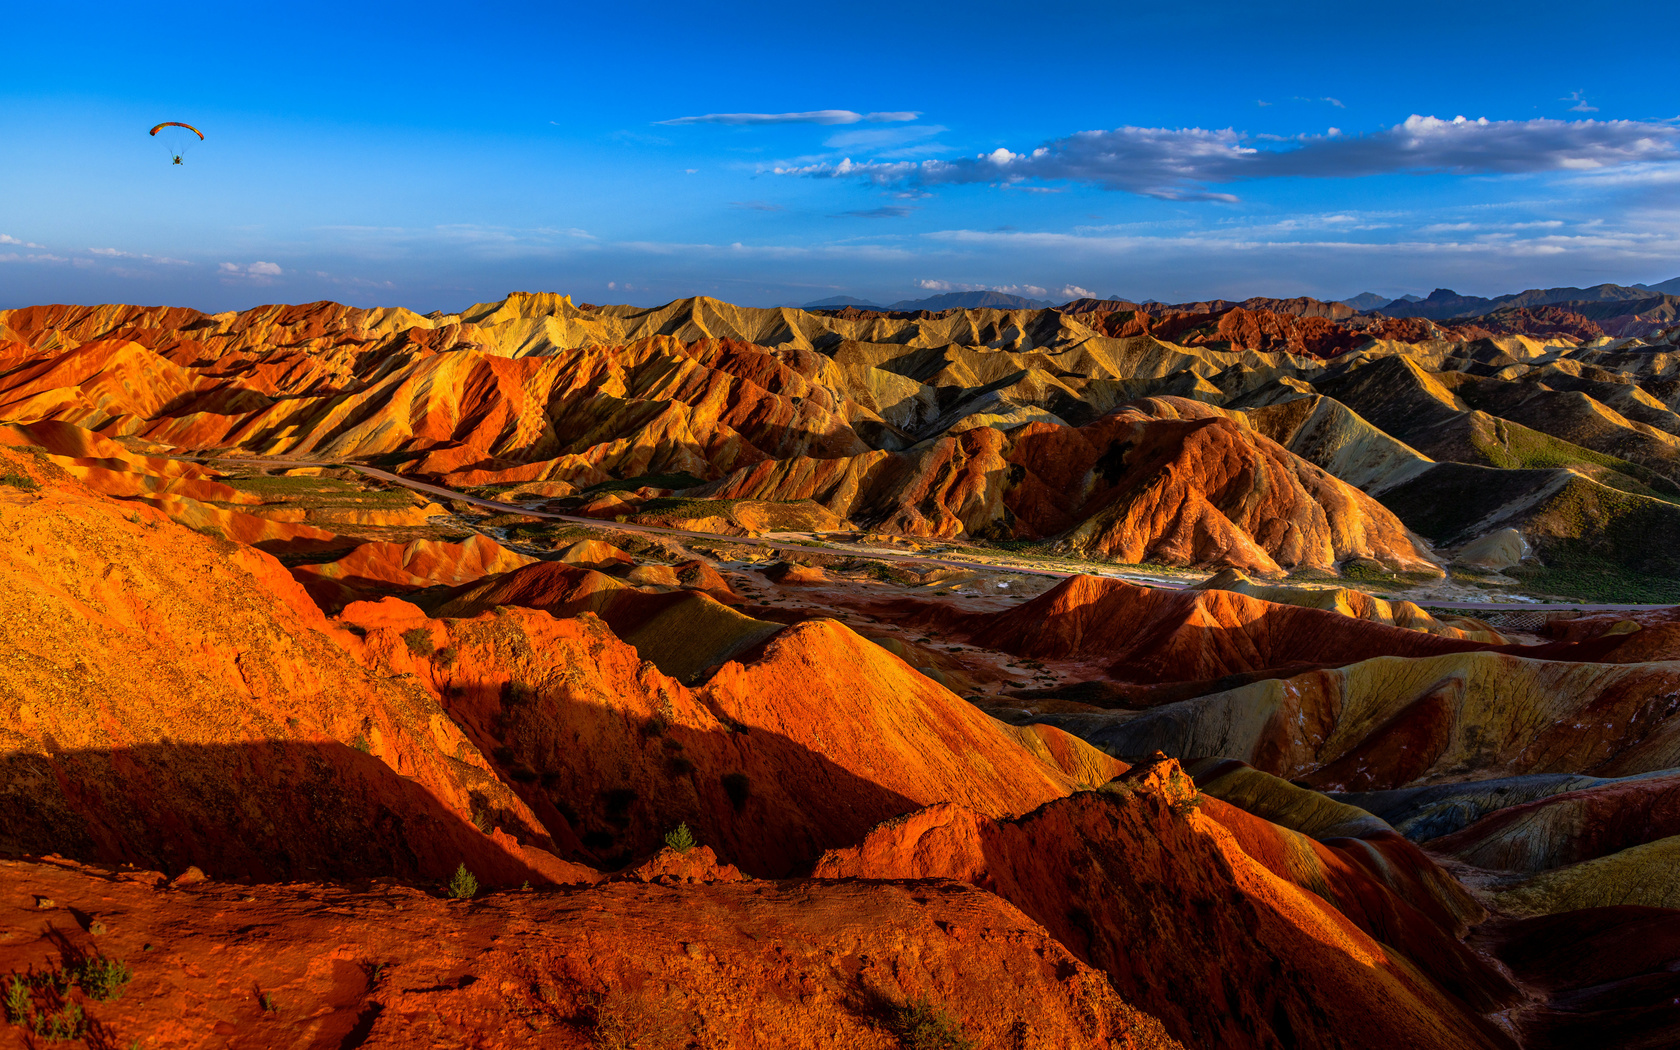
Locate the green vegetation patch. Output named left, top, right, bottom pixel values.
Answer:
left=1468, top=416, right=1678, bottom=499
left=888, top=998, right=974, bottom=1050
left=580, top=472, right=706, bottom=496
left=219, top=472, right=417, bottom=510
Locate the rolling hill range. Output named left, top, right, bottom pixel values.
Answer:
left=9, top=291, right=1680, bottom=1047
left=4, top=291, right=1680, bottom=599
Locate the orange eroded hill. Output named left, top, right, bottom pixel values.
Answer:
left=0, top=446, right=585, bottom=887
left=934, top=575, right=1491, bottom=684
left=344, top=597, right=1105, bottom=876
left=814, top=760, right=1512, bottom=1050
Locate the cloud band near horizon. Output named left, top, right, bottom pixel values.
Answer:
left=658, top=110, right=919, bottom=126
left=776, top=115, right=1680, bottom=200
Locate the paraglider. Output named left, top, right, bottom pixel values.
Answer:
left=149, top=122, right=203, bottom=165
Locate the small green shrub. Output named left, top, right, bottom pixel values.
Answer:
left=33, top=1001, right=85, bottom=1041
left=0, top=473, right=38, bottom=492
left=351, top=734, right=372, bottom=754
left=401, top=627, right=436, bottom=657
left=259, top=991, right=277, bottom=1012
left=663, top=823, right=696, bottom=853
left=2, top=972, right=88, bottom=1041
left=890, top=998, right=973, bottom=1050
left=3, top=976, right=28, bottom=1024
left=70, top=956, right=131, bottom=1001
left=448, top=863, right=479, bottom=900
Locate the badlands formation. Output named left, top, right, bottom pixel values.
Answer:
left=4, top=292, right=1680, bottom=1047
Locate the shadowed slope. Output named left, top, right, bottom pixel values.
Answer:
left=343, top=598, right=1099, bottom=876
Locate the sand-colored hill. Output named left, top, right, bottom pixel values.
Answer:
left=1192, top=568, right=1504, bottom=641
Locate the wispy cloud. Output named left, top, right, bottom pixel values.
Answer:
left=1561, top=90, right=1598, bottom=113
left=731, top=201, right=785, bottom=211
left=832, top=206, right=914, bottom=219
left=657, top=110, right=919, bottom=126
left=777, top=115, right=1680, bottom=201
left=823, top=125, right=946, bottom=150
left=90, top=247, right=190, bottom=265
left=0, top=234, right=45, bottom=248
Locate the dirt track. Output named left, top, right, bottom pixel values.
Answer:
left=193, top=457, right=1677, bottom=614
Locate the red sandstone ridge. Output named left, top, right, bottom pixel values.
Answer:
left=702, top=396, right=1438, bottom=574
left=0, top=446, right=586, bottom=887
left=814, top=760, right=1511, bottom=1050
left=343, top=596, right=1109, bottom=876
left=934, top=575, right=1489, bottom=684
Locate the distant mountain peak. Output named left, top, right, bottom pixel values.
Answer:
left=801, top=295, right=887, bottom=309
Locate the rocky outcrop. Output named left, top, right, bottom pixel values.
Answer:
left=815, top=762, right=1511, bottom=1050
left=0, top=855, right=1184, bottom=1050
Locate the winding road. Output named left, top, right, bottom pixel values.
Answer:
left=194, top=457, right=1676, bottom=614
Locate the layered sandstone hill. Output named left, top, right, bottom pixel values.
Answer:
left=16, top=291, right=1680, bottom=1047
left=7, top=292, right=1679, bottom=589
left=0, top=442, right=1552, bottom=1049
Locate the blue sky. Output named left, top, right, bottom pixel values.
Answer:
left=3, top=0, right=1679, bottom=312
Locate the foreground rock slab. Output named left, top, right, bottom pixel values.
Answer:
left=0, top=857, right=1181, bottom=1050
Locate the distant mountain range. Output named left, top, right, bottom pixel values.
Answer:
left=809, top=279, right=1680, bottom=318
left=803, top=290, right=1057, bottom=311
left=1374, top=281, right=1680, bottom=320
left=1340, top=292, right=1424, bottom=311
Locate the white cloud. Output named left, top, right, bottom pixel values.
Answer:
left=778, top=115, right=1680, bottom=201
left=657, top=110, right=919, bottom=126
left=1561, top=91, right=1598, bottom=113
left=914, top=280, right=1048, bottom=297
left=1059, top=285, right=1095, bottom=299
left=1, top=234, right=45, bottom=248
left=219, top=261, right=283, bottom=283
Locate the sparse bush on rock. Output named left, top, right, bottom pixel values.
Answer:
left=664, top=823, right=695, bottom=853
left=448, top=863, right=479, bottom=899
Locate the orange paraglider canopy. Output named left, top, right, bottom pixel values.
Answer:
left=149, top=122, right=204, bottom=140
